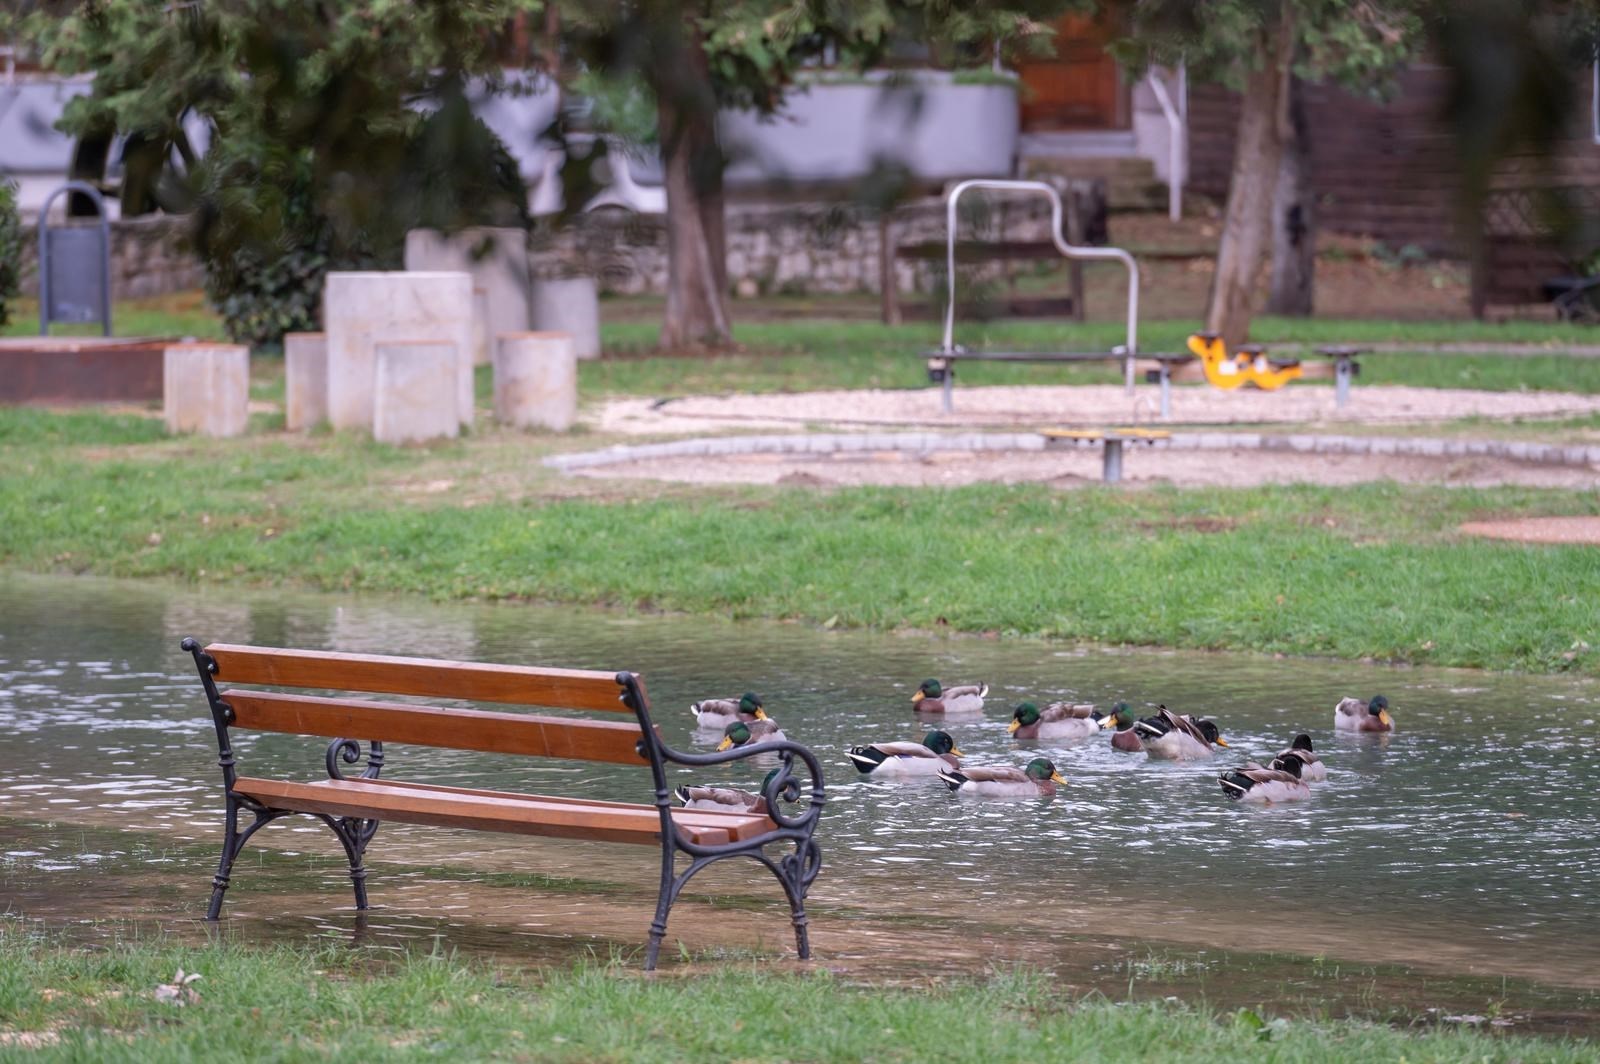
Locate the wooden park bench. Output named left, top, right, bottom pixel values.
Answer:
left=1041, top=427, right=1172, bottom=482
left=180, top=638, right=825, bottom=970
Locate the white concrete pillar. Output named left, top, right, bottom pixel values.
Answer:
left=494, top=331, right=577, bottom=431
left=372, top=341, right=460, bottom=445
left=323, top=271, right=475, bottom=430
left=283, top=332, right=327, bottom=430
left=164, top=343, right=250, bottom=438
left=404, top=228, right=531, bottom=366
left=530, top=275, right=601, bottom=360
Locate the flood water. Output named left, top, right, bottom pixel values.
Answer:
left=2, top=571, right=1598, bottom=1008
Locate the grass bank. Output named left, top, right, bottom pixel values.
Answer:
left=0, top=936, right=1591, bottom=1062
left=0, top=417, right=1595, bottom=672
left=11, top=294, right=1600, bottom=400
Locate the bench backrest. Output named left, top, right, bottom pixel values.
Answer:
left=184, top=640, right=661, bottom=774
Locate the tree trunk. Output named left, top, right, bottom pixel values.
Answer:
left=1267, top=73, right=1315, bottom=316
left=654, top=34, right=732, bottom=351
left=1205, top=8, right=1296, bottom=348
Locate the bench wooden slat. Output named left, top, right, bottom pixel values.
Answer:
left=338, top=777, right=776, bottom=840
left=223, top=690, right=652, bottom=765
left=206, top=643, right=636, bottom=713
left=233, top=777, right=772, bottom=847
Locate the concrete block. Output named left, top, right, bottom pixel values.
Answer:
left=284, top=332, right=327, bottom=431
left=530, top=276, right=601, bottom=359
left=324, top=271, right=475, bottom=430
left=405, top=228, right=532, bottom=366
left=164, top=343, right=249, bottom=438
left=493, top=332, right=577, bottom=431
left=372, top=342, right=460, bottom=445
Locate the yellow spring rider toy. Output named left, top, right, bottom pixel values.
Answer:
left=1185, top=332, right=1305, bottom=391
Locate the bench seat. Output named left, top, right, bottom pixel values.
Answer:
left=233, top=776, right=775, bottom=847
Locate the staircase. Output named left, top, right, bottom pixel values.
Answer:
left=1018, top=132, right=1168, bottom=212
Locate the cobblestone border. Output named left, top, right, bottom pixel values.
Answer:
left=544, top=431, right=1600, bottom=472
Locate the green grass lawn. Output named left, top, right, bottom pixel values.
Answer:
left=1, top=936, right=1591, bottom=1062
left=0, top=415, right=1594, bottom=673
left=10, top=293, right=1600, bottom=399
left=3, top=295, right=1598, bottom=674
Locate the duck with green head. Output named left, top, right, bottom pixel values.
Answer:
left=675, top=768, right=784, bottom=815
left=848, top=730, right=963, bottom=777
left=716, top=718, right=787, bottom=751
left=1334, top=695, right=1394, bottom=733
left=1008, top=701, right=1104, bottom=741
left=911, top=679, right=988, bottom=715
left=1098, top=703, right=1144, bottom=753
left=938, top=757, right=1067, bottom=797
left=1134, top=706, right=1229, bottom=760
left=691, top=692, right=771, bottom=729
left=1218, top=755, right=1311, bottom=804
left=1273, top=734, right=1327, bottom=781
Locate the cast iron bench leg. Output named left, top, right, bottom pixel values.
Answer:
left=318, top=815, right=380, bottom=910
left=1159, top=364, right=1172, bottom=420
left=206, top=796, right=288, bottom=920
left=941, top=364, right=955, bottom=414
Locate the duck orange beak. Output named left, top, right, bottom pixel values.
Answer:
left=911, top=690, right=925, bottom=705
left=1007, top=719, right=1022, bottom=735
left=1214, top=737, right=1230, bottom=748
left=950, top=746, right=965, bottom=757
left=1378, top=710, right=1392, bottom=727
left=716, top=737, right=734, bottom=752
left=1050, top=771, right=1068, bottom=785
left=1098, top=716, right=1116, bottom=729
left=754, top=708, right=769, bottom=720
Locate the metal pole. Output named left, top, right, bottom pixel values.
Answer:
left=1148, top=69, right=1186, bottom=223
left=1103, top=439, right=1124, bottom=483
left=1335, top=357, right=1352, bottom=408
left=1159, top=364, right=1172, bottom=420
left=942, top=179, right=1141, bottom=395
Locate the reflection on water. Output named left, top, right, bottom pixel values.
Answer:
left=2, top=571, right=1599, bottom=991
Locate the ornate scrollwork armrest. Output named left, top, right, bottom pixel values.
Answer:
left=326, top=738, right=385, bottom=781
left=658, top=739, right=824, bottom=833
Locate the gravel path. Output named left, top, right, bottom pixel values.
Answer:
left=1458, top=516, right=1600, bottom=545
left=595, top=384, right=1600, bottom=436
left=571, top=447, right=1599, bottom=491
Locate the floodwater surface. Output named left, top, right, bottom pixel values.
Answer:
left=2, top=572, right=1597, bottom=999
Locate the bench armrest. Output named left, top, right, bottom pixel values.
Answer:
left=654, top=738, right=825, bottom=835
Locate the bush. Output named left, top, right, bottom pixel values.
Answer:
left=0, top=177, right=21, bottom=327
left=195, top=107, right=530, bottom=348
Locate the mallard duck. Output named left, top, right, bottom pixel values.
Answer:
left=1099, top=703, right=1145, bottom=753
left=1334, top=695, right=1394, bottom=733
left=1134, top=706, right=1228, bottom=760
left=691, top=692, right=769, bottom=729
left=1274, top=734, right=1327, bottom=781
left=674, top=783, right=769, bottom=814
left=716, top=719, right=788, bottom=750
left=674, top=768, right=781, bottom=814
left=911, top=679, right=988, bottom=715
left=848, top=730, right=962, bottom=777
left=1008, top=701, right=1104, bottom=740
left=1218, top=756, right=1311, bottom=803
left=938, top=757, right=1066, bottom=797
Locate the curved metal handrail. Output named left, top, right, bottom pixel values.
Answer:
left=941, top=178, right=1142, bottom=394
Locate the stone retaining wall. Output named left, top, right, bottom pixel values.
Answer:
left=17, top=214, right=204, bottom=301
left=14, top=191, right=1080, bottom=303
left=535, top=194, right=1073, bottom=297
